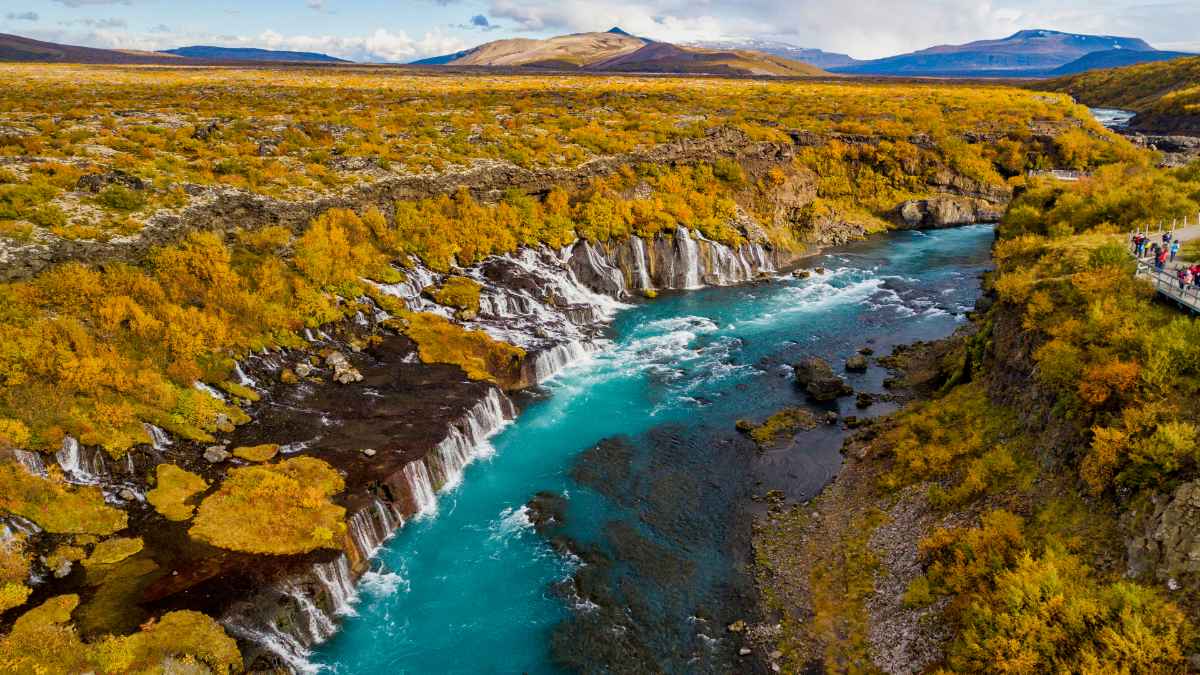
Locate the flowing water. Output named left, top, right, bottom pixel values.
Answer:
left=314, top=225, right=995, bottom=673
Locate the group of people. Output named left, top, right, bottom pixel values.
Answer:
left=1130, top=230, right=1200, bottom=293
left=1131, top=231, right=1182, bottom=269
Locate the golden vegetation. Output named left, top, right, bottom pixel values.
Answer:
left=83, top=537, right=144, bottom=566
left=232, top=443, right=280, bottom=463
left=189, top=456, right=346, bottom=555
left=739, top=407, right=818, bottom=447
left=0, top=461, right=126, bottom=535
left=0, top=533, right=30, bottom=613
left=0, top=595, right=242, bottom=674
left=401, top=312, right=527, bottom=388
left=1044, top=56, right=1200, bottom=132
left=425, top=276, right=482, bottom=313
left=145, top=464, right=208, bottom=522
left=0, top=64, right=1117, bottom=243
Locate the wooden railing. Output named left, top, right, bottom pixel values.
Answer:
left=1134, top=258, right=1200, bottom=314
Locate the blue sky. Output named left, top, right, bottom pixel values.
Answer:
left=3, top=0, right=1198, bottom=62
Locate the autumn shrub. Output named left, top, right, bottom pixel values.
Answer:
left=189, top=456, right=346, bottom=555
left=146, top=464, right=208, bottom=521
left=0, top=595, right=242, bottom=674
left=0, top=461, right=126, bottom=535
left=425, top=276, right=482, bottom=313
left=83, top=537, right=143, bottom=566
left=402, top=312, right=527, bottom=388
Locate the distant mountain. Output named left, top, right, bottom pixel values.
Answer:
left=1046, top=49, right=1193, bottom=76
left=161, top=46, right=349, bottom=63
left=0, top=33, right=188, bottom=65
left=412, top=27, right=824, bottom=77
left=682, top=39, right=859, bottom=69
left=832, top=29, right=1155, bottom=77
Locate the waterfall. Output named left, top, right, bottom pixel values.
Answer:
left=143, top=423, right=172, bottom=450
left=401, top=461, right=438, bottom=516
left=347, top=499, right=403, bottom=560
left=530, top=341, right=595, bottom=383
left=56, top=436, right=105, bottom=485
left=193, top=381, right=226, bottom=402
left=12, top=449, right=46, bottom=477
left=677, top=227, right=703, bottom=289
left=224, top=618, right=317, bottom=675
left=630, top=237, right=654, bottom=290
left=234, top=362, right=260, bottom=390
left=314, top=556, right=358, bottom=617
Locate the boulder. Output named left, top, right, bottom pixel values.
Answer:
left=294, top=362, right=313, bottom=378
left=203, top=445, right=230, bottom=464
left=793, top=356, right=853, bottom=401
left=855, top=392, right=875, bottom=409
left=845, top=354, right=869, bottom=372
left=75, top=170, right=145, bottom=193
left=325, top=351, right=363, bottom=384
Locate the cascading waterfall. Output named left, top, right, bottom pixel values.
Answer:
left=314, top=556, right=358, bottom=617
left=234, top=362, right=260, bottom=390
left=12, top=449, right=46, bottom=477
left=677, top=227, right=703, bottom=289
left=230, top=228, right=779, bottom=670
left=144, top=423, right=172, bottom=450
left=56, top=436, right=105, bottom=484
left=194, top=381, right=227, bottom=402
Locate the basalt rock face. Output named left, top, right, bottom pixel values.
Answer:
left=893, top=195, right=1006, bottom=229
left=0, top=224, right=780, bottom=672
left=1127, top=480, right=1200, bottom=585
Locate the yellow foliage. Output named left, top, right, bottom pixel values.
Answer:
left=145, top=464, right=208, bottom=521
left=403, top=312, right=527, bottom=388
left=189, top=456, right=346, bottom=555
left=232, top=443, right=280, bottom=463
left=0, top=461, right=127, bottom=535
left=84, top=537, right=144, bottom=566
left=425, top=276, right=482, bottom=313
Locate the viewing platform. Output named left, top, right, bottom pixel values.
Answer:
left=1130, top=221, right=1200, bottom=314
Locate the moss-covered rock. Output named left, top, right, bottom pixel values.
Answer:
left=232, top=443, right=279, bottom=463
left=189, top=456, right=346, bottom=555
left=146, top=464, right=208, bottom=522
left=0, top=461, right=127, bottom=535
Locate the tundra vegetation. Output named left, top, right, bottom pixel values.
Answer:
left=757, top=154, right=1200, bottom=671
left=0, top=63, right=1158, bottom=670
left=1044, top=56, right=1200, bottom=133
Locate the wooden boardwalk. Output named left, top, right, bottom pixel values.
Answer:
left=1131, top=223, right=1200, bottom=314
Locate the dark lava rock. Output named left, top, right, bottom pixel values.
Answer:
left=192, top=120, right=220, bottom=141
left=824, top=411, right=839, bottom=425
left=792, top=269, right=811, bottom=279
left=525, top=491, right=568, bottom=536
left=793, top=356, right=853, bottom=402
left=845, top=354, right=869, bottom=372
left=855, top=392, right=875, bottom=409
left=858, top=346, right=875, bottom=356
left=76, top=170, right=145, bottom=193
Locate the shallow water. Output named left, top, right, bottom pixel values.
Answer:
left=313, top=224, right=995, bottom=674
left=1090, top=107, right=1136, bottom=129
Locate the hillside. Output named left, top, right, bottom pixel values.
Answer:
left=0, top=33, right=187, bottom=65
left=1046, top=49, right=1193, bottom=76
left=1044, top=56, right=1200, bottom=134
left=682, top=39, right=859, bottom=69
left=161, top=46, right=349, bottom=63
left=833, top=29, right=1155, bottom=76
left=417, top=27, right=823, bottom=76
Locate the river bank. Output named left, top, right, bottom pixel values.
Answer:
left=310, top=224, right=995, bottom=673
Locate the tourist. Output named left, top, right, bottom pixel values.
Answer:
left=1179, top=267, right=1189, bottom=290
left=1157, top=249, right=1168, bottom=271
left=1170, top=239, right=1181, bottom=261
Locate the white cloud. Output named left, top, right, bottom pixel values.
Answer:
left=5, top=11, right=39, bottom=21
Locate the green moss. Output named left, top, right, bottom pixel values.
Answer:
left=0, top=461, right=127, bottom=535
left=189, top=456, right=346, bottom=555
left=146, top=464, right=208, bottom=522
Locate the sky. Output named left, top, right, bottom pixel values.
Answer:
left=2, top=0, right=1198, bottom=63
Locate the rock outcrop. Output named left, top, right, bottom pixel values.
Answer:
left=893, top=196, right=1005, bottom=229
left=1128, top=480, right=1200, bottom=583
left=793, top=356, right=854, bottom=401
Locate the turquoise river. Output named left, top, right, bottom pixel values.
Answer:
left=314, top=224, right=995, bottom=673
